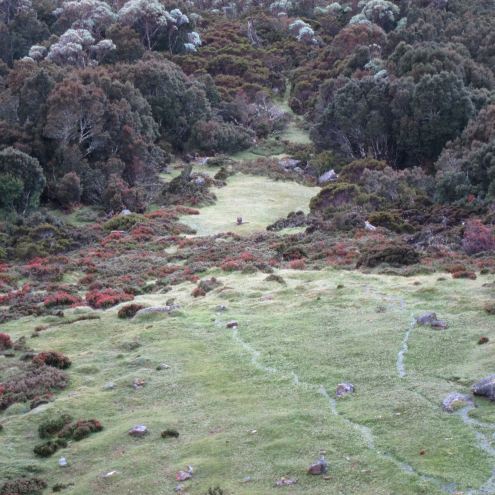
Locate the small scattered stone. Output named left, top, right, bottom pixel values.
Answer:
left=275, top=477, right=297, bottom=486
left=128, top=425, right=148, bottom=437
left=415, top=312, right=448, bottom=329
left=336, top=383, right=354, bottom=398
left=103, top=382, right=115, bottom=390
left=318, top=169, right=338, bottom=184
left=176, top=466, right=193, bottom=481
left=101, top=470, right=119, bottom=479
left=472, top=375, right=495, bottom=400
left=415, top=312, right=438, bottom=325
left=226, top=320, right=238, bottom=329
left=431, top=319, right=448, bottom=329
left=215, top=304, right=228, bottom=312
left=307, top=455, right=328, bottom=475
left=442, top=392, right=473, bottom=412
left=132, top=378, right=146, bottom=390
left=242, top=476, right=253, bottom=483
left=134, top=305, right=179, bottom=317
left=156, top=363, right=170, bottom=370
left=58, top=457, right=68, bottom=467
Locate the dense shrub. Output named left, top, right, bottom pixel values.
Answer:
left=33, top=438, right=67, bottom=457
left=462, top=219, right=495, bottom=255
left=85, top=288, right=134, bottom=309
left=367, top=211, right=415, bottom=234
left=44, top=291, right=81, bottom=308
left=118, top=303, right=145, bottom=319
left=357, top=242, right=420, bottom=268
left=452, top=270, right=477, bottom=280
left=289, top=259, right=306, bottom=270
left=0, top=148, right=46, bottom=214
left=0, top=477, right=47, bottom=495
left=32, top=352, right=72, bottom=370
left=38, top=414, right=72, bottom=439
left=0, top=365, right=68, bottom=411
left=103, top=214, right=146, bottom=231
left=58, top=419, right=103, bottom=441
left=0, top=333, right=13, bottom=350
left=55, top=172, right=82, bottom=207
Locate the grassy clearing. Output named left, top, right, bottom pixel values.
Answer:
left=179, top=174, right=316, bottom=236
left=1, top=269, right=495, bottom=494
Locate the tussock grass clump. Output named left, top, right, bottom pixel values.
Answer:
left=38, top=414, right=72, bottom=439
left=483, top=303, right=495, bottom=315
left=33, top=438, right=67, bottom=457
left=161, top=428, right=179, bottom=438
left=264, top=274, right=286, bottom=284
left=58, top=419, right=103, bottom=441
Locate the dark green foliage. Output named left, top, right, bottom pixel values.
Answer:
left=357, top=242, right=420, bottom=268
left=435, top=105, right=495, bottom=203
left=0, top=174, right=24, bottom=212
left=0, top=148, right=45, bottom=214
left=103, top=214, right=145, bottom=231
left=55, top=172, right=82, bottom=207
left=190, top=119, right=254, bottom=153
left=367, top=211, right=415, bottom=233
left=213, top=167, right=232, bottom=181
left=310, top=183, right=360, bottom=214
left=312, top=72, right=474, bottom=166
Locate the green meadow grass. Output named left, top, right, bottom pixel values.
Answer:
left=179, top=174, right=316, bottom=236
left=1, top=269, right=494, bottom=494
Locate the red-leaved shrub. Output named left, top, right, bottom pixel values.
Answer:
left=44, top=291, right=81, bottom=308
left=85, top=288, right=134, bottom=309
left=0, top=333, right=13, bottom=350
left=289, top=259, right=306, bottom=270
left=221, top=260, right=243, bottom=272
left=0, top=365, right=68, bottom=410
left=452, top=270, right=477, bottom=280
left=33, top=351, right=72, bottom=369
left=462, top=219, right=495, bottom=255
